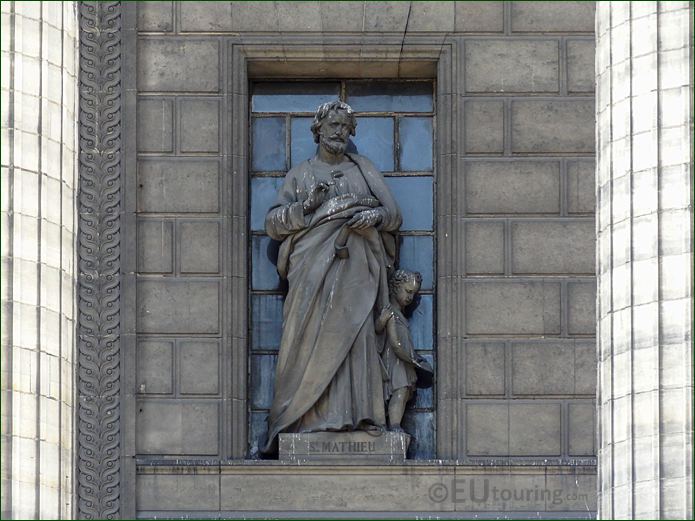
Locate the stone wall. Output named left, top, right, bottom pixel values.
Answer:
left=595, top=2, right=693, bottom=518
left=129, top=2, right=598, bottom=516
left=0, top=1, right=78, bottom=519
left=133, top=0, right=597, bottom=465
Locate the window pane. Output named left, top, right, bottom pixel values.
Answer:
left=251, top=235, right=281, bottom=290
left=399, top=117, right=433, bottom=171
left=252, top=82, right=341, bottom=113
left=290, top=117, right=317, bottom=167
left=412, top=352, right=434, bottom=409
left=403, top=411, right=435, bottom=459
left=250, top=177, right=283, bottom=231
left=251, top=295, right=283, bottom=351
left=409, top=294, right=433, bottom=350
left=385, top=177, right=433, bottom=231
left=347, top=81, right=433, bottom=113
left=250, top=354, right=277, bottom=409
left=352, top=117, right=394, bottom=172
left=398, top=236, right=433, bottom=290
left=251, top=117, right=286, bottom=172
left=248, top=411, right=268, bottom=458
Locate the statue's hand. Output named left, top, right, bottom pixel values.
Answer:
left=348, top=208, right=382, bottom=230
left=302, top=182, right=329, bottom=214
left=375, top=305, right=395, bottom=333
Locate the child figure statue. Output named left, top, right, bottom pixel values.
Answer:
left=376, top=269, right=434, bottom=433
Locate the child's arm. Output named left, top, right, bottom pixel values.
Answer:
left=375, top=305, right=395, bottom=334
left=387, top=317, right=415, bottom=363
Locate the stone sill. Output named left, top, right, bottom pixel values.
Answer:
left=137, top=459, right=598, bottom=470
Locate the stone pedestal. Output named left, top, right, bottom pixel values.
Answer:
left=279, top=431, right=411, bottom=464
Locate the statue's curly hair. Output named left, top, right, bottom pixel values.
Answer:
left=388, top=269, right=423, bottom=295
left=311, top=100, right=357, bottom=144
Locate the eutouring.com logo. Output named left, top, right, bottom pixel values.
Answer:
left=428, top=479, right=589, bottom=506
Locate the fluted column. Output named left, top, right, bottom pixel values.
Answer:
left=0, top=2, right=78, bottom=519
left=596, top=2, right=693, bottom=519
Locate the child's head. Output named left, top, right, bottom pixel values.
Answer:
left=388, top=269, right=422, bottom=308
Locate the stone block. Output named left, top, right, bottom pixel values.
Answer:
left=455, top=2, right=504, bottom=32
left=464, top=100, right=504, bottom=153
left=136, top=400, right=219, bottom=455
left=363, top=2, right=410, bottom=31
left=511, top=2, right=595, bottom=32
left=568, top=402, right=595, bottom=456
left=179, top=98, right=220, bottom=153
left=407, top=2, right=455, bottom=32
left=136, top=340, right=173, bottom=395
left=137, top=159, right=219, bottom=213
left=512, top=342, right=574, bottom=395
left=567, top=39, right=595, bottom=93
left=317, top=2, right=370, bottom=32
left=179, top=220, right=220, bottom=274
left=465, top=342, right=505, bottom=395
left=511, top=100, right=595, bottom=153
left=179, top=340, right=220, bottom=395
left=567, top=160, right=596, bottom=214
left=465, top=40, right=559, bottom=93
left=465, top=281, right=561, bottom=335
left=568, top=281, right=596, bottom=335
left=138, top=39, right=219, bottom=92
left=180, top=2, right=233, bottom=31
left=137, top=280, right=219, bottom=334
left=545, top=473, right=597, bottom=511
left=228, top=2, right=279, bottom=31
left=137, top=98, right=173, bottom=153
left=279, top=431, right=410, bottom=464
left=574, top=340, right=597, bottom=395
left=219, top=466, right=455, bottom=512
left=137, top=219, right=173, bottom=273
left=466, top=403, right=508, bottom=455
left=465, top=161, right=560, bottom=214
left=137, top=474, right=219, bottom=510
left=511, top=220, right=595, bottom=274
left=138, top=2, right=173, bottom=32
left=465, top=221, right=504, bottom=274
left=509, top=403, right=561, bottom=456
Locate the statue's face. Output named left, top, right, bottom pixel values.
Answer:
left=317, top=110, right=352, bottom=155
left=394, top=279, right=420, bottom=308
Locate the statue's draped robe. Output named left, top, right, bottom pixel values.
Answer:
left=263, top=153, right=401, bottom=454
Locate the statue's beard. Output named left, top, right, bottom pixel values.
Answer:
left=321, top=138, right=347, bottom=155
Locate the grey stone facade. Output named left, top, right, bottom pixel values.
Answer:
left=0, top=1, right=692, bottom=519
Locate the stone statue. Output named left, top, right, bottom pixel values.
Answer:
left=262, top=100, right=402, bottom=455
left=376, top=269, right=434, bottom=432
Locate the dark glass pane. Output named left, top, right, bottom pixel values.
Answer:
left=250, top=354, right=277, bottom=409
left=252, top=82, right=341, bottom=113
left=251, top=117, right=286, bottom=172
left=408, top=294, right=433, bottom=350
left=385, top=177, right=433, bottom=231
left=248, top=411, right=268, bottom=458
left=347, top=81, right=433, bottom=113
left=399, top=236, right=433, bottom=290
left=403, top=411, right=435, bottom=459
left=290, top=117, right=317, bottom=167
left=351, top=117, right=394, bottom=172
left=250, top=177, right=283, bottom=231
left=399, top=117, right=433, bottom=171
left=251, top=295, right=283, bottom=351
left=251, top=235, right=281, bottom=290
left=411, top=353, right=434, bottom=409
